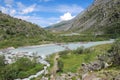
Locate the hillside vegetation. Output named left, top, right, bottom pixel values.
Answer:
left=0, top=12, right=53, bottom=48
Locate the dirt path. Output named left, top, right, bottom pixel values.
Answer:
left=50, top=53, right=59, bottom=80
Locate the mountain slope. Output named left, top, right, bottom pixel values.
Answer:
left=47, top=0, right=120, bottom=35
left=0, top=12, right=52, bottom=48
left=46, top=20, right=73, bottom=32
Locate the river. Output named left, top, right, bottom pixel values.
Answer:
left=10, top=40, right=114, bottom=58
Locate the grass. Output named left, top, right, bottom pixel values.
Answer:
left=94, top=66, right=120, bottom=79
left=17, top=64, right=44, bottom=78
left=0, top=57, right=45, bottom=79
left=0, top=36, right=52, bottom=49
left=46, top=53, right=56, bottom=71
left=47, top=43, right=112, bottom=73
left=60, top=44, right=112, bottom=73
left=59, top=53, right=97, bottom=73
left=54, top=34, right=110, bottom=43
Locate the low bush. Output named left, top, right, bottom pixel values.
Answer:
left=0, top=57, right=44, bottom=79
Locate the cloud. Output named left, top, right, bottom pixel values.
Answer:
left=21, top=4, right=36, bottom=14
left=60, top=12, right=75, bottom=21
left=12, top=4, right=83, bottom=26
left=10, top=9, right=16, bottom=15
left=0, top=6, right=8, bottom=13
left=14, top=15, right=59, bottom=27
left=15, top=12, right=75, bottom=27
left=0, top=5, right=16, bottom=16
left=16, top=2, right=36, bottom=15
left=17, top=2, right=25, bottom=10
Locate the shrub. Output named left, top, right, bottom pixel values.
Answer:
left=111, top=39, right=120, bottom=65
left=74, top=46, right=84, bottom=54
left=0, top=57, right=44, bottom=79
left=59, top=50, right=69, bottom=58
left=57, top=60, right=64, bottom=72
left=0, top=55, right=5, bottom=67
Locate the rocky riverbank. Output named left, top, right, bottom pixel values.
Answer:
left=0, top=47, right=50, bottom=80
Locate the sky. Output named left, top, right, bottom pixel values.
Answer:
left=0, top=0, right=94, bottom=27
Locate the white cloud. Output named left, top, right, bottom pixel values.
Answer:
left=0, top=6, right=8, bottom=13
left=16, top=2, right=36, bottom=15
left=17, top=2, right=25, bottom=10
left=29, top=17, right=59, bottom=27
left=21, top=4, right=36, bottom=14
left=0, top=6, right=16, bottom=16
left=15, top=12, right=75, bottom=27
left=14, top=15, right=59, bottom=27
left=60, top=12, right=75, bottom=21
left=10, top=9, right=16, bottom=15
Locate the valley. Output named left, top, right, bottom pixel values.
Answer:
left=0, top=0, right=120, bottom=80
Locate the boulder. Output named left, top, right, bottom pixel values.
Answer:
left=81, top=60, right=109, bottom=72
left=114, top=74, right=120, bottom=80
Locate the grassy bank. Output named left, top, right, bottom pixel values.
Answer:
left=0, top=33, right=111, bottom=49
left=47, top=43, right=112, bottom=73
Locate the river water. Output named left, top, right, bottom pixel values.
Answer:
left=10, top=40, right=114, bottom=58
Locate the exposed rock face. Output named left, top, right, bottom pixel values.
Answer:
left=81, top=61, right=105, bottom=72
left=47, top=0, right=120, bottom=34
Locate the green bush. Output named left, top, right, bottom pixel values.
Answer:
left=73, top=46, right=84, bottom=54
left=57, top=60, right=64, bottom=72
left=59, top=50, right=69, bottom=58
left=0, top=55, right=5, bottom=68
left=18, top=71, right=29, bottom=78
left=0, top=57, right=44, bottom=79
left=109, top=39, right=120, bottom=65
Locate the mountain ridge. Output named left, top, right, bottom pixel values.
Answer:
left=47, top=0, right=120, bottom=35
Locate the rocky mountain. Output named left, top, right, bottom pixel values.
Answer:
left=47, top=0, right=120, bottom=35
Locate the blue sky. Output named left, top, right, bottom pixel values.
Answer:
left=0, top=0, right=94, bottom=27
